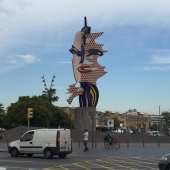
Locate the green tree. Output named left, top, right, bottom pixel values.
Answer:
left=162, top=112, right=170, bottom=126
left=0, top=103, right=6, bottom=128
left=150, top=123, right=158, bottom=131
left=50, top=107, right=73, bottom=128
left=6, top=96, right=72, bottom=129
left=0, top=103, right=5, bottom=114
left=6, top=96, right=33, bottom=128
left=161, top=111, right=170, bottom=132
left=42, top=88, right=59, bottom=104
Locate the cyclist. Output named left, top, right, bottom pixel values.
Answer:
left=106, top=128, right=114, bottom=145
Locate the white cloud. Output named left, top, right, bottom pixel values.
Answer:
left=0, top=0, right=10, bottom=14
left=0, top=0, right=32, bottom=13
left=1, top=0, right=170, bottom=41
left=2, top=0, right=170, bottom=74
left=59, top=61, right=71, bottom=64
left=142, top=51, right=170, bottom=71
left=143, top=65, right=170, bottom=71
left=9, top=54, right=39, bottom=65
left=150, top=55, right=170, bottom=65
left=18, top=54, right=40, bottom=64
left=2, top=0, right=170, bottom=31
left=0, top=54, right=40, bottom=74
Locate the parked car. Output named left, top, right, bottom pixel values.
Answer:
left=146, top=130, right=164, bottom=136
left=158, top=153, right=170, bottom=170
left=114, top=128, right=133, bottom=134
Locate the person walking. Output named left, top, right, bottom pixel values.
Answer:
left=83, top=129, right=89, bottom=151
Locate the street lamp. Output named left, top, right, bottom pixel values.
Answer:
left=41, top=74, right=56, bottom=103
left=41, top=74, right=56, bottom=128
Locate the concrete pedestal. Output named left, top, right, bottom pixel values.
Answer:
left=74, top=107, right=96, bottom=133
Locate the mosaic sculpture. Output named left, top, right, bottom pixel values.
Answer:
left=67, top=17, right=106, bottom=107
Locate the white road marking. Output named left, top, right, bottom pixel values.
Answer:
left=96, top=159, right=138, bottom=170
left=105, top=158, right=156, bottom=170
left=0, top=159, right=33, bottom=163
left=85, top=160, right=115, bottom=170
left=55, top=166, right=69, bottom=170
left=73, top=163, right=91, bottom=170
left=123, top=158, right=158, bottom=165
left=42, top=156, right=159, bottom=170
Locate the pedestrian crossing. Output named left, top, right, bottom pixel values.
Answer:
left=44, top=156, right=160, bottom=170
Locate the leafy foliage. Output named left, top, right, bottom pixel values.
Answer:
left=42, top=88, right=59, bottom=104
left=161, top=111, right=170, bottom=131
left=0, top=103, right=5, bottom=114
left=0, top=103, right=6, bottom=128
left=5, top=96, right=73, bottom=129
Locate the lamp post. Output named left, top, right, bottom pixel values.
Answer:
left=41, top=74, right=56, bottom=127
left=41, top=74, right=56, bottom=104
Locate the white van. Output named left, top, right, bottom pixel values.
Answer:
left=8, top=128, right=72, bottom=159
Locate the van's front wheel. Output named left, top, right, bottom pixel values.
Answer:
left=10, top=148, right=19, bottom=157
left=44, top=149, right=53, bottom=159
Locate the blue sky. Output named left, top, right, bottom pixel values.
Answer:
left=1, top=0, right=170, bottom=114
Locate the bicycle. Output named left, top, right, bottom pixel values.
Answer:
left=104, top=135, right=120, bottom=149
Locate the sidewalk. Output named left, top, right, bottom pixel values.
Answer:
left=1, top=141, right=170, bottom=153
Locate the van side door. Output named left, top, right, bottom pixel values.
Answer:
left=19, top=131, right=34, bottom=153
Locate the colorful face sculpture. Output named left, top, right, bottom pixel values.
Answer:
left=67, top=18, right=106, bottom=107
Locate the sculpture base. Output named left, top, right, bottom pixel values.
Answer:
left=74, top=107, right=96, bottom=133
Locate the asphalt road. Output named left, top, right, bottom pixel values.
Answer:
left=0, top=143, right=169, bottom=170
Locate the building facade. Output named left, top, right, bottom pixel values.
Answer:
left=63, top=107, right=164, bottom=131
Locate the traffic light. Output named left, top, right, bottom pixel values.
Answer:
left=27, top=108, right=33, bottom=119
